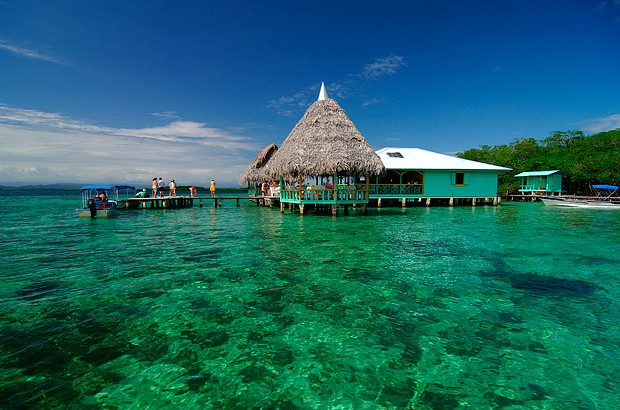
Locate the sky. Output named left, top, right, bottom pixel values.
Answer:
left=1, top=0, right=620, bottom=187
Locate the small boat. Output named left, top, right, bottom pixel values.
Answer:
left=540, top=184, right=620, bottom=209
left=77, top=185, right=136, bottom=218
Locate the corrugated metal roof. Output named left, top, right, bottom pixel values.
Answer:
left=375, top=147, right=512, bottom=171
left=514, top=170, right=561, bottom=177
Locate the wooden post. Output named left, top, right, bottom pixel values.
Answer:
left=449, top=197, right=454, bottom=207
left=426, top=198, right=431, bottom=207
left=280, top=202, right=285, bottom=213
left=378, top=197, right=382, bottom=207
left=472, top=198, right=476, bottom=206
left=401, top=198, right=406, bottom=207
left=361, top=204, right=368, bottom=216
left=331, top=205, right=337, bottom=216
left=299, top=204, right=305, bottom=215
left=199, top=199, right=203, bottom=207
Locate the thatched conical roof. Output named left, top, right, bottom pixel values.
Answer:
left=264, top=85, right=385, bottom=179
left=239, top=143, right=279, bottom=184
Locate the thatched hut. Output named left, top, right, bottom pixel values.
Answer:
left=239, top=143, right=279, bottom=191
left=264, top=83, right=385, bottom=215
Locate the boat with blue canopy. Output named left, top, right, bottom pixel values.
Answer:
left=541, top=184, right=620, bottom=209
left=77, top=185, right=136, bottom=218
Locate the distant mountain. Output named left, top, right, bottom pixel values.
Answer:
left=0, top=183, right=246, bottom=191
left=0, top=183, right=84, bottom=191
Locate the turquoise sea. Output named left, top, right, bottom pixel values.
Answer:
left=1, top=191, right=619, bottom=409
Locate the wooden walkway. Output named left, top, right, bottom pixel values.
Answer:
left=122, top=196, right=265, bottom=209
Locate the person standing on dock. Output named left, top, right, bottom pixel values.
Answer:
left=210, top=179, right=216, bottom=197
left=152, top=178, right=158, bottom=198
left=157, top=177, right=165, bottom=197
left=169, top=179, right=177, bottom=197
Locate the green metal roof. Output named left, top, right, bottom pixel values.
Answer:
left=514, top=170, right=561, bottom=177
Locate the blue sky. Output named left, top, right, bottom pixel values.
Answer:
left=1, top=0, right=619, bottom=187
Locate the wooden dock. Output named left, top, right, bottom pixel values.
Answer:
left=122, top=195, right=278, bottom=210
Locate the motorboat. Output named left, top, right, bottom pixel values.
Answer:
left=77, top=185, right=136, bottom=218
left=540, top=184, right=620, bottom=209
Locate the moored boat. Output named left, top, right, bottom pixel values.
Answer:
left=77, top=185, right=136, bottom=218
left=540, top=184, right=620, bottom=209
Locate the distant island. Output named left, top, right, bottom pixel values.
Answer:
left=0, top=184, right=245, bottom=193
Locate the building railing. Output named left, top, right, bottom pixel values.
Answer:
left=280, top=185, right=369, bottom=202
left=248, top=183, right=425, bottom=200
left=368, top=183, right=424, bottom=195
left=518, top=184, right=561, bottom=192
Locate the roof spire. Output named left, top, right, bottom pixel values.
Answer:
left=318, top=82, right=330, bottom=101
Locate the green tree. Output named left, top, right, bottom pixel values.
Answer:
left=457, top=129, right=620, bottom=194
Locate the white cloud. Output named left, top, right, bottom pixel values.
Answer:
left=362, top=98, right=383, bottom=107
left=362, top=55, right=406, bottom=79
left=0, top=40, right=64, bottom=65
left=0, top=104, right=110, bottom=133
left=577, top=114, right=620, bottom=134
left=114, top=121, right=256, bottom=150
left=0, top=105, right=261, bottom=187
left=150, top=111, right=180, bottom=120
left=268, top=54, right=406, bottom=116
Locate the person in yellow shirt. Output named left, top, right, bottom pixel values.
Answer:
left=210, top=180, right=216, bottom=197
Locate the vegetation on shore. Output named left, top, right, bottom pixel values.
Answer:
left=458, top=129, right=620, bottom=195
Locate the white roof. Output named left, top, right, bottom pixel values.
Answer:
left=514, top=170, right=560, bottom=177
left=376, top=147, right=511, bottom=171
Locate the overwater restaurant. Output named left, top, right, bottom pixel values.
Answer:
left=257, top=83, right=385, bottom=215
left=241, top=83, right=511, bottom=214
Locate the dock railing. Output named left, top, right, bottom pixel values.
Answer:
left=279, top=184, right=369, bottom=203
left=368, top=183, right=424, bottom=196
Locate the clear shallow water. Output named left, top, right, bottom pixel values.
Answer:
left=1, top=192, right=619, bottom=409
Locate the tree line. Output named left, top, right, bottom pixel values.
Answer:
left=457, top=129, right=620, bottom=195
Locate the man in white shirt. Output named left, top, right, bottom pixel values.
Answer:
left=157, top=177, right=165, bottom=198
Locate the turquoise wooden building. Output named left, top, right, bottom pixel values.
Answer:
left=369, top=147, right=511, bottom=206
left=514, top=170, right=562, bottom=195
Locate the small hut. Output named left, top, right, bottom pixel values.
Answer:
left=240, top=143, right=279, bottom=196
left=514, top=170, right=563, bottom=196
left=264, top=83, right=385, bottom=215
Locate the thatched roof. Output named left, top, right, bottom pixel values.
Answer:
left=264, top=93, right=385, bottom=179
left=239, top=143, right=279, bottom=184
